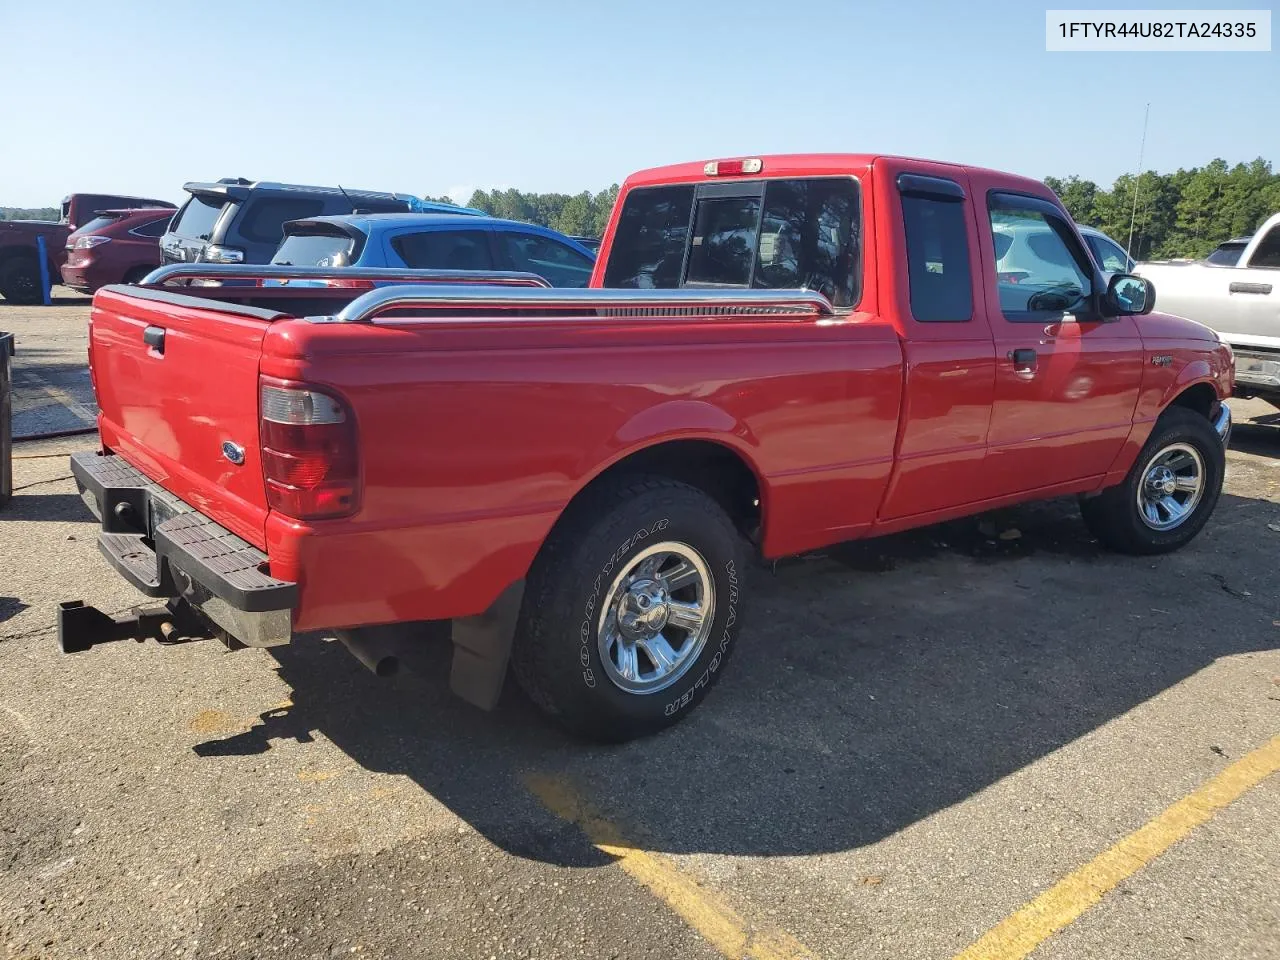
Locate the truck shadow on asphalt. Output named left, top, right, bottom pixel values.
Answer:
left=193, top=490, right=1280, bottom=864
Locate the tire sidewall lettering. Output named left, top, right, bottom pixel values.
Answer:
left=580, top=518, right=670, bottom=688
left=664, top=559, right=738, bottom=717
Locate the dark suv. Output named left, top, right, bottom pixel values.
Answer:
left=159, top=178, right=425, bottom=266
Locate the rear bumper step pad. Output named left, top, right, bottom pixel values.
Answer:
left=70, top=451, right=296, bottom=614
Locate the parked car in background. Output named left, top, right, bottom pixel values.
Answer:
left=270, top=213, right=597, bottom=287
left=570, top=235, right=602, bottom=254
left=0, top=192, right=175, bottom=303
left=159, top=179, right=469, bottom=267
left=993, top=221, right=1133, bottom=285
left=1137, top=212, right=1280, bottom=408
left=60, top=208, right=174, bottom=293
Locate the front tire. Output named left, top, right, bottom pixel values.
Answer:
left=512, top=477, right=747, bottom=742
left=1080, top=406, right=1225, bottom=555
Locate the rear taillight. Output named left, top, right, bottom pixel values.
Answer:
left=73, top=235, right=112, bottom=250
left=259, top=378, right=359, bottom=520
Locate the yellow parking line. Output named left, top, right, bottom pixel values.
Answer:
left=954, top=733, right=1280, bottom=960
left=526, top=773, right=815, bottom=960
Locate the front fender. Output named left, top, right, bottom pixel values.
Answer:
left=1157, top=345, right=1232, bottom=411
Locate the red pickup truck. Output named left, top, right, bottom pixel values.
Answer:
left=62, top=154, right=1233, bottom=742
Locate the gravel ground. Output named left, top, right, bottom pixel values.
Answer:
left=1, top=295, right=1277, bottom=959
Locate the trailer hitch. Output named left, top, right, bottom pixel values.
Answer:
left=57, top=600, right=208, bottom=654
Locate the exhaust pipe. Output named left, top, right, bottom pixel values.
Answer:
left=336, top=627, right=402, bottom=677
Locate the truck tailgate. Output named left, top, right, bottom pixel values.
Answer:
left=89, top=286, right=286, bottom=549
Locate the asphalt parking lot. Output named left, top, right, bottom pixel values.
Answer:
left=2, top=294, right=1278, bottom=960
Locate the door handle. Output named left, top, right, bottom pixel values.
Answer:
left=143, top=325, right=165, bottom=355
left=1229, top=281, right=1272, bottom=295
left=1007, top=348, right=1037, bottom=368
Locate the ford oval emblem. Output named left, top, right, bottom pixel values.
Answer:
left=221, top=441, right=246, bottom=465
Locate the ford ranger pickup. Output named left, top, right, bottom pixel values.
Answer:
left=62, top=154, right=1234, bottom=742
left=1136, top=212, right=1280, bottom=407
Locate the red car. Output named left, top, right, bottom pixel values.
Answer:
left=60, top=207, right=174, bottom=293
left=64, top=153, right=1232, bottom=742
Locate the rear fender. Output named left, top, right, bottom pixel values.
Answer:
left=570, top=398, right=767, bottom=518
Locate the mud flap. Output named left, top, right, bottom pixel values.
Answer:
left=449, top=581, right=525, bottom=710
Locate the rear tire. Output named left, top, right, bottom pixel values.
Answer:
left=0, top=255, right=42, bottom=304
left=123, top=266, right=154, bottom=285
left=512, top=477, right=747, bottom=742
left=1080, top=406, right=1224, bottom=555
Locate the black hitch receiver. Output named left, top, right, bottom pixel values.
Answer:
left=57, top=600, right=197, bottom=654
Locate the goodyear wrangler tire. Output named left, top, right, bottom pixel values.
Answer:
left=1080, top=406, right=1224, bottom=555
left=512, top=477, right=747, bottom=742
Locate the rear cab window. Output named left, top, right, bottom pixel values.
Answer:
left=602, top=177, right=860, bottom=307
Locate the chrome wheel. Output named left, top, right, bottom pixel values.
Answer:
left=597, top=541, right=715, bottom=695
left=1136, top=442, right=1205, bottom=531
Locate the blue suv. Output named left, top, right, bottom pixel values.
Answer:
left=270, top=213, right=596, bottom=287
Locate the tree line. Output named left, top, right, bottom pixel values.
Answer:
left=426, top=186, right=621, bottom=238
left=1, top=206, right=59, bottom=221
left=1045, top=157, right=1280, bottom=260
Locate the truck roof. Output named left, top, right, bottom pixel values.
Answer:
left=623, top=153, right=1046, bottom=195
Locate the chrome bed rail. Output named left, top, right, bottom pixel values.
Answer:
left=325, top=286, right=836, bottom=324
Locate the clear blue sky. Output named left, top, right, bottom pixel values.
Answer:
left=1, top=0, right=1276, bottom=207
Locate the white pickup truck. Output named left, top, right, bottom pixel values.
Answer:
left=1137, top=212, right=1280, bottom=407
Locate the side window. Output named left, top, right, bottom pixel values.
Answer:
left=1249, top=225, right=1280, bottom=268
left=1085, top=234, right=1132, bottom=273
left=501, top=233, right=593, bottom=287
left=392, top=229, right=494, bottom=270
left=132, top=217, right=172, bottom=239
left=989, top=195, right=1093, bottom=319
left=900, top=186, right=973, bottom=322
left=237, top=198, right=326, bottom=245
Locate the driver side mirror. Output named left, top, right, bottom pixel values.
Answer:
left=1104, top=274, right=1154, bottom=316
